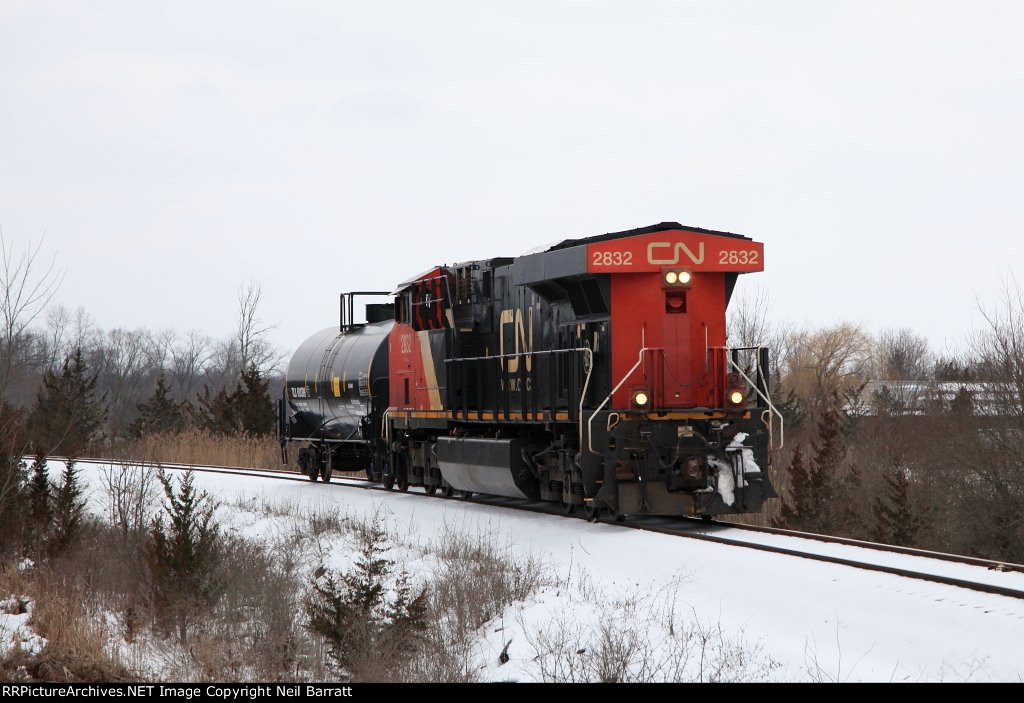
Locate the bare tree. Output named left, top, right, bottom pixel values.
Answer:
left=868, top=327, right=935, bottom=413
left=875, top=327, right=932, bottom=381
left=41, top=304, right=72, bottom=371
left=726, top=283, right=790, bottom=384
left=102, top=459, right=158, bottom=535
left=92, top=327, right=162, bottom=434
left=780, top=323, right=873, bottom=424
left=972, top=275, right=1024, bottom=421
left=0, top=232, right=63, bottom=549
left=0, top=230, right=64, bottom=401
left=170, top=329, right=212, bottom=402
left=727, top=283, right=772, bottom=350
left=933, top=276, right=1024, bottom=561
left=235, top=279, right=281, bottom=376
left=70, top=305, right=99, bottom=353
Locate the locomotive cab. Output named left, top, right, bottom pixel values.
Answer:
left=581, top=227, right=782, bottom=517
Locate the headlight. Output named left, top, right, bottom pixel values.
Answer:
left=728, top=390, right=745, bottom=405
left=633, top=391, right=650, bottom=407
left=662, top=270, right=692, bottom=287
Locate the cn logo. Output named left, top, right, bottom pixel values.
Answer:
left=646, top=242, right=705, bottom=265
left=499, top=307, right=533, bottom=373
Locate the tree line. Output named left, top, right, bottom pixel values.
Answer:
left=729, top=282, right=1024, bottom=563
left=0, top=235, right=282, bottom=556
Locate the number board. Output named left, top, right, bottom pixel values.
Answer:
left=586, top=230, right=764, bottom=273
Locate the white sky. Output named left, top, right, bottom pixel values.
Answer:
left=2, top=1, right=1022, bottom=359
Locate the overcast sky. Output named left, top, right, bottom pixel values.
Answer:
left=2, top=1, right=1022, bottom=360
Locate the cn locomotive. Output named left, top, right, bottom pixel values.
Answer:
left=279, top=222, right=782, bottom=520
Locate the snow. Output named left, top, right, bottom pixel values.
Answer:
left=708, top=456, right=735, bottom=506
left=67, top=460, right=1024, bottom=681
left=0, top=597, right=47, bottom=657
left=699, top=527, right=1024, bottom=594
left=707, top=432, right=760, bottom=506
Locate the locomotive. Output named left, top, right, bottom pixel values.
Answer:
left=279, top=222, right=782, bottom=520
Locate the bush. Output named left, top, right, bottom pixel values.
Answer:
left=48, top=460, right=86, bottom=556
left=145, top=470, right=223, bottom=644
left=305, top=519, right=427, bottom=682
left=101, top=460, right=158, bottom=537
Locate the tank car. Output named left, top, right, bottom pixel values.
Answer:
left=280, top=222, right=782, bottom=519
left=279, top=297, right=393, bottom=482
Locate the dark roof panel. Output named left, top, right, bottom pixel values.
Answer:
left=546, top=221, right=752, bottom=252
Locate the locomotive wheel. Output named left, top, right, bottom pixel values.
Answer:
left=424, top=484, right=438, bottom=496
left=396, top=455, right=410, bottom=492
left=560, top=497, right=576, bottom=515
left=584, top=501, right=602, bottom=521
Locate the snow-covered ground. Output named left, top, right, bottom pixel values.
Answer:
left=0, top=594, right=47, bottom=660
left=63, top=461, right=1024, bottom=681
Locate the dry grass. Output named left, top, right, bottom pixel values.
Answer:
left=407, top=530, right=552, bottom=682
left=153, top=531, right=329, bottom=682
left=523, top=577, right=779, bottom=683
left=0, top=535, right=137, bottom=682
left=108, top=430, right=285, bottom=471
left=0, top=502, right=323, bottom=682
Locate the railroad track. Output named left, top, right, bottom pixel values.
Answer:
left=70, top=456, right=1024, bottom=601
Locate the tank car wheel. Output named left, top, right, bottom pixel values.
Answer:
left=398, top=476, right=410, bottom=492
left=319, top=465, right=333, bottom=483
left=442, top=484, right=455, bottom=498
left=459, top=490, right=473, bottom=501
left=382, top=473, right=395, bottom=490
left=700, top=514, right=713, bottom=524
left=560, top=497, right=577, bottom=515
left=584, top=501, right=602, bottom=521
left=306, top=468, right=318, bottom=482
left=424, top=484, right=438, bottom=496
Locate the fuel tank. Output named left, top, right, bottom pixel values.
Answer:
left=284, top=320, right=393, bottom=443
left=436, top=436, right=541, bottom=500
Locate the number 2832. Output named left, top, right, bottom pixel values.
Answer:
left=592, top=251, right=633, bottom=266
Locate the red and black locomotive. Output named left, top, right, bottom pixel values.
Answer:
left=280, top=222, right=781, bottom=519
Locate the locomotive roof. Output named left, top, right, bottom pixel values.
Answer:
left=395, top=222, right=755, bottom=289
left=544, top=221, right=752, bottom=252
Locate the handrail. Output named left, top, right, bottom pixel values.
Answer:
left=726, top=351, right=784, bottom=453
left=444, top=348, right=589, bottom=362
left=445, top=347, right=594, bottom=450
left=586, top=346, right=658, bottom=454
left=381, top=407, right=391, bottom=446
